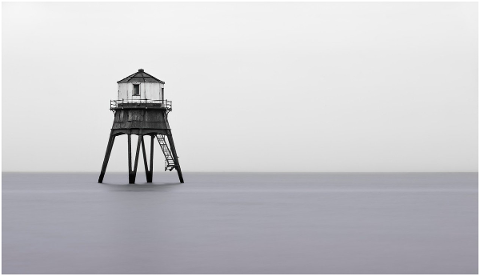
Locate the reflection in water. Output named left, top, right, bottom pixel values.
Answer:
left=100, top=182, right=182, bottom=191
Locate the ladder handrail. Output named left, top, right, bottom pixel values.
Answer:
left=156, top=135, right=176, bottom=171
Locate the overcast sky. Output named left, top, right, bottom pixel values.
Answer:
left=3, top=2, right=477, bottom=172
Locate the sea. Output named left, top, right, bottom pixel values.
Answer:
left=2, top=172, right=478, bottom=274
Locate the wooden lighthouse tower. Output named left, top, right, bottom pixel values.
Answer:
left=98, top=69, right=184, bottom=184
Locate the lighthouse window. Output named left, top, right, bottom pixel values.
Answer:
left=133, top=84, right=140, bottom=96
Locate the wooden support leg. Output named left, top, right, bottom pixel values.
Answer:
left=166, top=133, right=184, bottom=183
left=141, top=136, right=152, bottom=183
left=150, top=135, right=154, bottom=181
left=127, top=134, right=133, bottom=184
left=129, top=134, right=142, bottom=184
left=98, top=132, right=116, bottom=183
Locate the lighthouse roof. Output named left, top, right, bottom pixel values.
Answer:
left=117, top=69, right=165, bottom=84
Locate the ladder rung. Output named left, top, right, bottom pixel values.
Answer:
left=157, top=134, right=177, bottom=171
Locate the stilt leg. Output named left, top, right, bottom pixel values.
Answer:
left=98, top=131, right=116, bottom=183
left=127, top=134, right=133, bottom=184
left=166, top=132, right=184, bottom=183
left=141, top=136, right=152, bottom=183
left=129, top=134, right=142, bottom=184
left=150, top=135, right=154, bottom=181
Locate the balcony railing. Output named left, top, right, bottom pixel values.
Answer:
left=110, top=99, right=172, bottom=111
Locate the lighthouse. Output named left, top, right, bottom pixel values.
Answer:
left=98, top=69, right=184, bottom=184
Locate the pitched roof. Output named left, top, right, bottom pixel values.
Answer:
left=117, top=69, right=165, bottom=84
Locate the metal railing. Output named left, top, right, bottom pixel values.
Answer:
left=110, top=99, right=172, bottom=110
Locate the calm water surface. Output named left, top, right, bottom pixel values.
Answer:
left=3, top=172, right=478, bottom=273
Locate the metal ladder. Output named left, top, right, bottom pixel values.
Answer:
left=156, top=135, right=176, bottom=171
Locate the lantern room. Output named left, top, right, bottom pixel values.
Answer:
left=117, top=69, right=165, bottom=101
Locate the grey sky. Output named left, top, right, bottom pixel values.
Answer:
left=3, top=2, right=477, bottom=172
